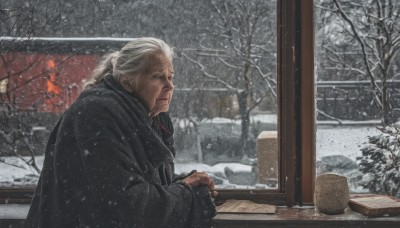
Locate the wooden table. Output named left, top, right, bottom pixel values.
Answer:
left=213, top=206, right=400, bottom=228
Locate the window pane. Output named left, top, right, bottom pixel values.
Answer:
left=0, top=0, right=277, bottom=190
left=315, top=0, right=400, bottom=196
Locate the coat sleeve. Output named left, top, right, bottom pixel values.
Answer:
left=59, top=99, right=214, bottom=228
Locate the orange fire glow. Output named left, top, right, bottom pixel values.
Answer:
left=47, top=60, right=61, bottom=95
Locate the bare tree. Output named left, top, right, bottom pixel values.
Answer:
left=0, top=0, right=56, bottom=174
left=317, top=0, right=400, bottom=125
left=181, top=0, right=277, bottom=156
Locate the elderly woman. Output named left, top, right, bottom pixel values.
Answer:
left=25, top=38, right=217, bottom=228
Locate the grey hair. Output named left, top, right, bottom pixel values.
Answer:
left=85, top=37, right=173, bottom=88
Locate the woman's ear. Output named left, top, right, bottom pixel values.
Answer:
left=120, top=76, right=134, bottom=92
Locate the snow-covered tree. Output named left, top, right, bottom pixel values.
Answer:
left=180, top=0, right=277, bottom=156
left=358, top=125, right=400, bottom=196
left=316, top=0, right=400, bottom=125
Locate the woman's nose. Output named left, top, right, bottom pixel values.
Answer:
left=164, top=80, right=174, bottom=91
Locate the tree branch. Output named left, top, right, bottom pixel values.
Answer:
left=333, top=0, right=382, bottom=108
left=181, top=52, right=236, bottom=91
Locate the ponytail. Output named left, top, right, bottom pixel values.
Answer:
left=84, top=38, right=173, bottom=90
left=84, top=51, right=118, bottom=88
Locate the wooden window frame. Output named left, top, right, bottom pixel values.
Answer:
left=216, top=0, right=315, bottom=206
left=300, top=0, right=316, bottom=205
left=0, top=0, right=316, bottom=207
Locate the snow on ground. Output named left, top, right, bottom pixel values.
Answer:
left=316, top=125, right=380, bottom=161
left=0, top=125, right=382, bottom=189
left=0, top=156, right=44, bottom=187
left=250, top=114, right=278, bottom=124
left=175, top=162, right=252, bottom=176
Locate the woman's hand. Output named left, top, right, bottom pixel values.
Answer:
left=183, top=172, right=218, bottom=197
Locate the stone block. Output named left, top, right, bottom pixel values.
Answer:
left=256, top=131, right=278, bottom=185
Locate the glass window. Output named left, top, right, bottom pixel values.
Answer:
left=1, top=0, right=281, bottom=196
left=315, top=0, right=400, bottom=197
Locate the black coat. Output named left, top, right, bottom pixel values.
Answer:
left=25, top=75, right=215, bottom=228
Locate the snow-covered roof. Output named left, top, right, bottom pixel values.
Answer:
left=0, top=36, right=137, bottom=42
left=0, top=36, right=135, bottom=54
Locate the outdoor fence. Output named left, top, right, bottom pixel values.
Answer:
left=316, top=80, right=400, bottom=122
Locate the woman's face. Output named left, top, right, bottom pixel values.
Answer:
left=133, top=53, right=174, bottom=117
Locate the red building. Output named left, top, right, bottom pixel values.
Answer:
left=0, top=37, right=133, bottom=113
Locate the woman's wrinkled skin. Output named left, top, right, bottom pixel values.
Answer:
left=122, top=53, right=174, bottom=118
left=183, top=172, right=218, bottom=197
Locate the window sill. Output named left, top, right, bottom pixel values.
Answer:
left=1, top=204, right=400, bottom=228
left=213, top=206, right=400, bottom=228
